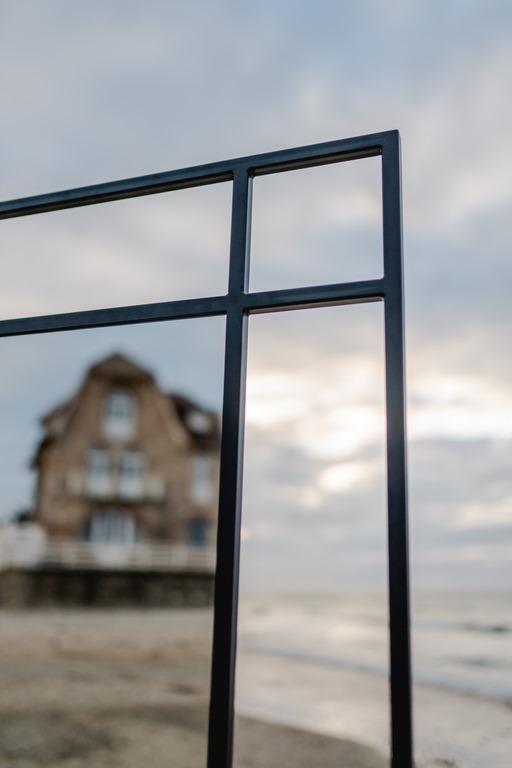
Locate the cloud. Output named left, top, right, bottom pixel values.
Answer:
left=318, top=462, right=369, bottom=493
left=409, top=374, right=512, bottom=441
left=0, top=183, right=232, bottom=318
left=0, top=1, right=512, bottom=588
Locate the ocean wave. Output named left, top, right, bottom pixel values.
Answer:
left=413, top=618, right=512, bottom=635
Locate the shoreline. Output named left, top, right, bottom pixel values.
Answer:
left=234, top=715, right=388, bottom=768
left=236, top=648, right=512, bottom=768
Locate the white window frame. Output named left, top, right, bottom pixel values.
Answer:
left=104, top=390, right=136, bottom=441
left=87, top=509, right=138, bottom=544
left=119, top=450, right=144, bottom=499
left=190, top=454, right=214, bottom=505
left=86, top=448, right=112, bottom=498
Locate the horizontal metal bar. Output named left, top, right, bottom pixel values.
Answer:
left=0, top=279, right=386, bottom=338
left=245, top=278, right=385, bottom=313
left=247, top=129, right=393, bottom=174
left=0, top=295, right=229, bottom=337
left=0, top=170, right=233, bottom=220
left=251, top=144, right=379, bottom=177
left=0, top=130, right=395, bottom=220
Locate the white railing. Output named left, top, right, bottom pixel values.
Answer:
left=0, top=525, right=216, bottom=572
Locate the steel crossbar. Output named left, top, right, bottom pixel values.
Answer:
left=0, top=129, right=411, bottom=768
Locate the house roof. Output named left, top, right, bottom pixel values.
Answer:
left=170, top=393, right=220, bottom=452
left=88, top=352, right=155, bottom=383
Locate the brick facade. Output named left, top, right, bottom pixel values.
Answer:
left=32, top=353, right=220, bottom=547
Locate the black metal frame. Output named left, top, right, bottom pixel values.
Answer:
left=0, top=129, right=411, bottom=768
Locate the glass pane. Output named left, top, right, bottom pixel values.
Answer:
left=409, top=379, right=512, bottom=767
left=234, top=303, right=389, bottom=767
left=0, top=317, right=224, bottom=767
left=0, top=182, right=231, bottom=319
left=249, top=157, right=382, bottom=292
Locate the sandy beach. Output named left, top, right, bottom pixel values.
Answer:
left=0, top=608, right=388, bottom=768
left=1, top=606, right=510, bottom=767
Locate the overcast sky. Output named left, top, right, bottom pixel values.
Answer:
left=0, top=1, right=511, bottom=591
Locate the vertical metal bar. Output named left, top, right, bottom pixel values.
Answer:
left=382, top=132, right=413, bottom=768
left=207, top=168, right=252, bottom=768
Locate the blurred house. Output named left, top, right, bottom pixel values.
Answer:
left=32, top=352, right=220, bottom=549
left=0, top=353, right=220, bottom=607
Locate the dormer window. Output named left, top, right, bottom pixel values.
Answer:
left=104, top=390, right=136, bottom=441
left=186, top=410, right=211, bottom=434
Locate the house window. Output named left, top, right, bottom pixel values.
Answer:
left=190, top=455, right=214, bottom=505
left=187, top=517, right=209, bottom=547
left=86, top=509, right=138, bottom=544
left=119, top=451, right=144, bottom=499
left=104, top=390, right=136, bottom=441
left=86, top=449, right=111, bottom=497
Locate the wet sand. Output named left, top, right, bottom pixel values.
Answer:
left=0, top=608, right=388, bottom=768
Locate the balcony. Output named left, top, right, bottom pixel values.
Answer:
left=66, top=470, right=166, bottom=502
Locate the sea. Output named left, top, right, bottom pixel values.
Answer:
left=235, top=590, right=512, bottom=768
